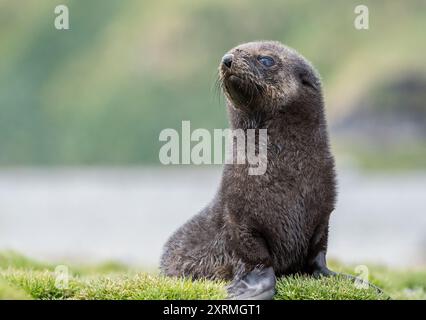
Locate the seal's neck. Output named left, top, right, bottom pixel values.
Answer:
left=227, top=106, right=269, bottom=130
left=227, top=99, right=326, bottom=131
left=226, top=98, right=330, bottom=159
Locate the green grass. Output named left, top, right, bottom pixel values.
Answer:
left=1, top=252, right=425, bottom=300
left=0, top=278, right=30, bottom=300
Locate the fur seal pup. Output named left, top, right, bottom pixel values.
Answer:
left=160, top=41, right=338, bottom=299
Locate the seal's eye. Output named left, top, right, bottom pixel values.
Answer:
left=258, top=56, right=275, bottom=67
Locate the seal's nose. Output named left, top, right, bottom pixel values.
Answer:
left=222, top=54, right=233, bottom=68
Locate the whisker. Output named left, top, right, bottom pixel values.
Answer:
left=211, top=71, right=224, bottom=105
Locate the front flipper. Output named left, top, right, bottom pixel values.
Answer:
left=310, top=251, right=386, bottom=296
left=227, top=266, right=276, bottom=300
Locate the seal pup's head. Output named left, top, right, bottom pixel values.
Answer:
left=219, top=41, right=322, bottom=115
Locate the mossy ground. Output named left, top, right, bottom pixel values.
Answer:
left=0, top=251, right=424, bottom=300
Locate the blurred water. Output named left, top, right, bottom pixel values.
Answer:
left=0, top=167, right=425, bottom=268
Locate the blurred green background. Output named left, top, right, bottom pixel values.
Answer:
left=0, top=0, right=425, bottom=167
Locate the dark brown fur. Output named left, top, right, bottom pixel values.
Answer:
left=160, top=41, right=337, bottom=281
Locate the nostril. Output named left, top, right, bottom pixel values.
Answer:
left=222, top=54, right=233, bottom=68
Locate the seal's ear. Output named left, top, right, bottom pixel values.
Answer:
left=296, top=68, right=319, bottom=91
